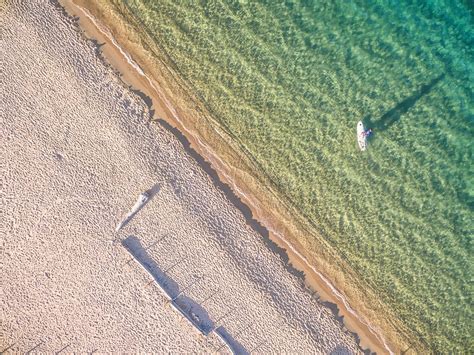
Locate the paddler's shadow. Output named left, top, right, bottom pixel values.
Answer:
left=364, top=74, right=444, bottom=134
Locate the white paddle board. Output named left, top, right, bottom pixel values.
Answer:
left=357, top=121, right=367, bottom=151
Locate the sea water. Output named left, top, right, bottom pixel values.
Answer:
left=122, top=0, right=473, bottom=351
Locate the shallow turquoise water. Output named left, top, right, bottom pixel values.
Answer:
left=122, top=0, right=473, bottom=351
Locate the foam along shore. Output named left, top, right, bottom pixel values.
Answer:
left=2, top=1, right=365, bottom=353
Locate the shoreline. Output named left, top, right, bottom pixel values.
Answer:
left=3, top=1, right=366, bottom=351
left=59, top=1, right=403, bottom=353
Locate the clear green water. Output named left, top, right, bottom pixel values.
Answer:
left=121, top=0, right=473, bottom=351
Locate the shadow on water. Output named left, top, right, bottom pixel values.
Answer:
left=365, top=74, right=444, bottom=132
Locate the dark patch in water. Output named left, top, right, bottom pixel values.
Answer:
left=365, top=74, right=444, bottom=133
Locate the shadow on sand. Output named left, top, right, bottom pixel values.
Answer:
left=116, top=183, right=161, bottom=231
left=364, top=74, right=444, bottom=132
left=122, top=235, right=247, bottom=354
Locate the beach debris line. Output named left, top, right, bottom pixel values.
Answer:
left=116, top=191, right=150, bottom=231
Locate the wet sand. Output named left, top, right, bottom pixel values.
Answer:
left=2, top=1, right=364, bottom=353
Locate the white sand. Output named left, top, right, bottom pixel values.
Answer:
left=1, top=1, right=361, bottom=353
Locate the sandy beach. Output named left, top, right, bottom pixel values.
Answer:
left=1, top=1, right=366, bottom=353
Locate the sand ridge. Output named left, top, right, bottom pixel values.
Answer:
left=2, top=1, right=361, bottom=353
